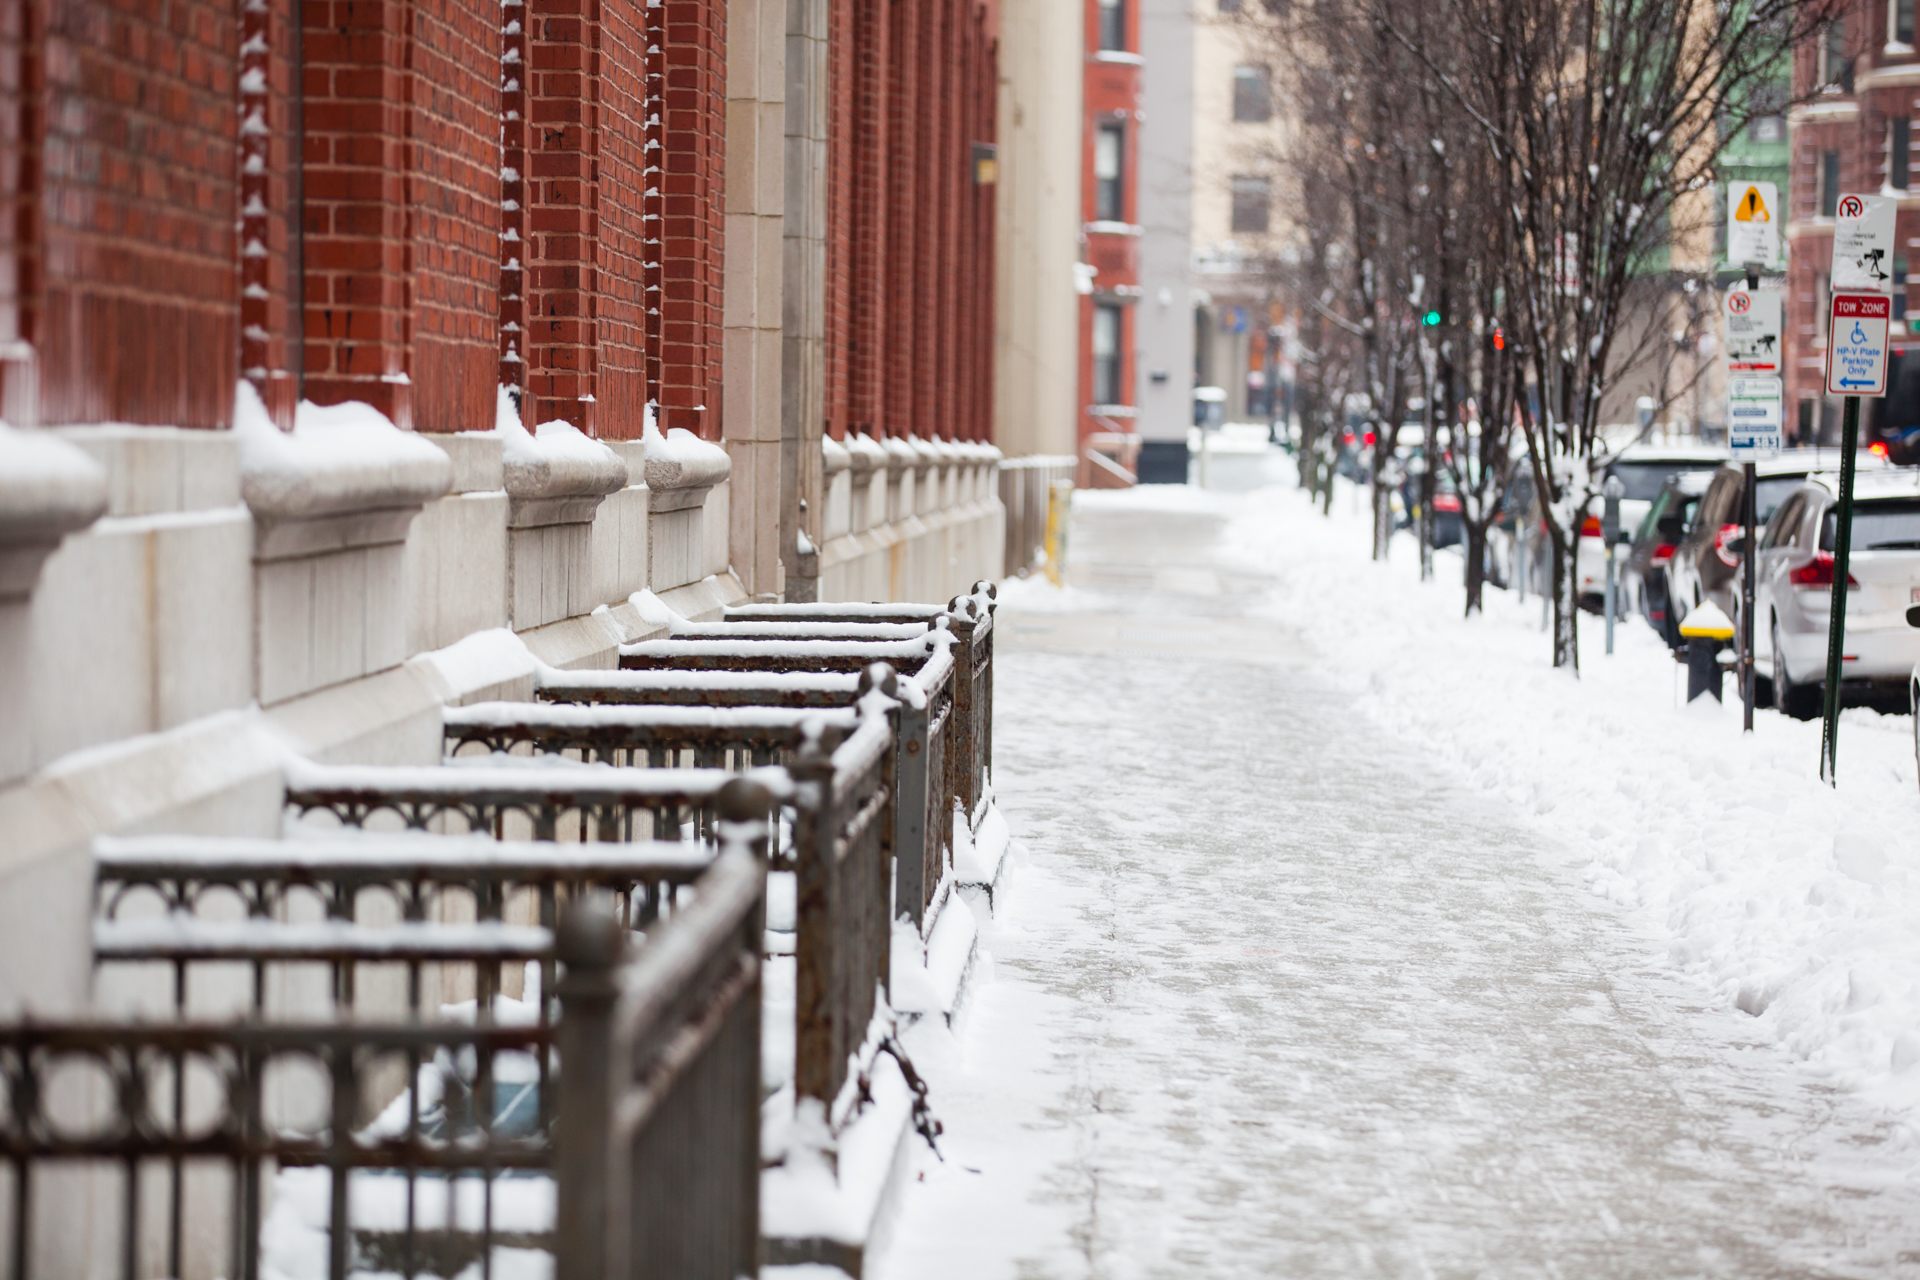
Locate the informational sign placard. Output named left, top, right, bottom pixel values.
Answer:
left=1827, top=293, right=1892, bottom=396
left=1726, top=182, right=1780, bottom=268
left=1723, top=288, right=1781, bottom=375
left=1831, top=194, right=1898, bottom=292
left=1728, top=376, right=1783, bottom=459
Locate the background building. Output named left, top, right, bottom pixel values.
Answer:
left=1134, top=0, right=1198, bottom=483
left=1787, top=1, right=1919, bottom=447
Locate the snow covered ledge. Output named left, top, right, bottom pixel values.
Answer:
left=237, top=387, right=453, bottom=705
left=497, top=401, right=629, bottom=637
left=0, top=424, right=108, bottom=783
left=643, top=421, right=742, bottom=621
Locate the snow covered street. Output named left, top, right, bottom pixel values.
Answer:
left=870, top=452, right=1920, bottom=1279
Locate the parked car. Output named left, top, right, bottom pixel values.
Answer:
left=1666, top=450, right=1893, bottom=632
left=1576, top=444, right=1728, bottom=610
left=1755, top=470, right=1920, bottom=718
left=1620, top=471, right=1713, bottom=649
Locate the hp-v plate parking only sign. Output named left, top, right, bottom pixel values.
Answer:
left=1827, top=293, right=1891, bottom=396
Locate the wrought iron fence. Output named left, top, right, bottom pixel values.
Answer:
left=5, top=796, right=771, bottom=1280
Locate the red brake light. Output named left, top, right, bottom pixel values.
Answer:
left=1651, top=542, right=1676, bottom=566
left=1580, top=515, right=1602, bottom=538
left=1433, top=493, right=1462, bottom=513
left=1712, top=523, right=1743, bottom=567
left=1871, top=442, right=1889, bottom=457
left=1789, top=552, right=1859, bottom=588
left=1363, top=431, right=1377, bottom=447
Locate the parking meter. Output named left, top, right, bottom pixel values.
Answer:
left=1603, top=475, right=1625, bottom=653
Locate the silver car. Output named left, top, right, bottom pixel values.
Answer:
left=1755, top=470, right=1920, bottom=718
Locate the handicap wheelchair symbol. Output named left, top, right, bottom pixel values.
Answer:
left=1852, top=320, right=1870, bottom=345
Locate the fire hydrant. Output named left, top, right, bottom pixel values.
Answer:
left=1678, top=601, right=1736, bottom=703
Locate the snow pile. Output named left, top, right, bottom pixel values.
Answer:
left=1212, top=471, right=1920, bottom=1123
left=234, top=380, right=452, bottom=518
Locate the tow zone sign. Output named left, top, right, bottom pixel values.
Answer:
left=1827, top=293, right=1891, bottom=397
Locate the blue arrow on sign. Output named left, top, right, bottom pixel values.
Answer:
left=1840, top=377, right=1877, bottom=388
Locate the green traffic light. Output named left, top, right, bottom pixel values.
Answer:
left=1422, top=310, right=1441, bottom=326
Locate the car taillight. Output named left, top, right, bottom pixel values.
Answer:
left=1651, top=542, right=1676, bottom=566
left=1580, top=515, right=1602, bottom=538
left=1433, top=493, right=1461, bottom=513
left=1713, top=523, right=1743, bottom=567
left=1789, top=552, right=1859, bottom=588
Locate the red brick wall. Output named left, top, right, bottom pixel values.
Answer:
left=523, top=0, right=601, bottom=433
left=300, top=0, right=411, bottom=424
left=596, top=0, right=648, bottom=435
left=499, top=0, right=528, bottom=398
left=31, top=0, right=237, bottom=427
left=654, top=0, right=726, bottom=438
left=410, top=0, right=499, bottom=433
left=824, top=0, right=996, bottom=443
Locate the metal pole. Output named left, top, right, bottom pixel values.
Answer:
left=1819, top=395, right=1861, bottom=784
left=1604, top=545, right=1615, bottom=654
left=1742, top=460, right=1757, bottom=732
left=1744, top=264, right=1760, bottom=734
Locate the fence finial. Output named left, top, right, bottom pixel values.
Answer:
left=556, top=898, right=624, bottom=971
left=855, top=660, right=898, bottom=700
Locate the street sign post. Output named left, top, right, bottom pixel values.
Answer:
left=1723, top=288, right=1781, bottom=377
left=1727, top=376, right=1783, bottom=460
left=1826, top=293, right=1891, bottom=397
left=1831, top=194, right=1898, bottom=292
left=1818, top=243, right=1894, bottom=781
left=1726, top=181, right=1780, bottom=269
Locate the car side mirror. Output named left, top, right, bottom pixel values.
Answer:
left=1907, top=604, right=1920, bottom=629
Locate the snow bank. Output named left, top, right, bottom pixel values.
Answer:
left=1218, top=468, right=1920, bottom=1124
left=493, top=387, right=627, bottom=499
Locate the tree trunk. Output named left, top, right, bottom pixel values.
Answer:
left=1462, top=520, right=1488, bottom=615
left=1372, top=477, right=1393, bottom=560
left=1550, top=527, right=1579, bottom=670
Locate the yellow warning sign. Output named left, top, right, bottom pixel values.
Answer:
left=1734, top=185, right=1770, bottom=222
left=1727, top=180, right=1780, bottom=267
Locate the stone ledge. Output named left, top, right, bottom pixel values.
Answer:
left=0, top=424, right=109, bottom=597
left=237, top=392, right=453, bottom=558
left=502, top=418, right=628, bottom=528
left=422, top=432, right=505, bottom=493
left=57, top=425, right=241, bottom=517
left=643, top=425, right=731, bottom=510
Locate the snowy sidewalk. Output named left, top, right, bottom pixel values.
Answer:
left=866, top=461, right=1920, bottom=1279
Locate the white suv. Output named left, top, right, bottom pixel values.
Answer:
left=1576, top=444, right=1728, bottom=611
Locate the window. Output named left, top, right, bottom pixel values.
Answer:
left=1092, top=304, right=1123, bottom=405
left=1097, top=0, right=1125, bottom=51
left=1218, top=0, right=1241, bottom=10
left=1896, top=0, right=1915, bottom=45
left=1822, top=150, right=1841, bottom=217
left=1232, top=65, right=1271, bottom=122
left=1230, top=175, right=1270, bottom=233
left=1823, top=21, right=1854, bottom=91
left=1894, top=117, right=1911, bottom=189
left=1094, top=122, right=1125, bottom=222
left=1762, top=493, right=1804, bottom=548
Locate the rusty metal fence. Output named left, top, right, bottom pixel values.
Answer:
left=3, top=587, right=1001, bottom=1278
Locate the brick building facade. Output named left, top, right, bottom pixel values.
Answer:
left=0, top=0, right=1013, bottom=1047
left=1787, top=0, right=1920, bottom=445
left=0, top=0, right=997, bottom=446
left=1078, top=0, right=1144, bottom=480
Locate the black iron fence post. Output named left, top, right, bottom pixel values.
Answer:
left=554, top=901, right=624, bottom=1280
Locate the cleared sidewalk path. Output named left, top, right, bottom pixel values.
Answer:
left=870, top=486, right=1920, bottom=1280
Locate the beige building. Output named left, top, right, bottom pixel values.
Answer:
left=994, top=0, right=1086, bottom=460
left=1191, top=3, right=1295, bottom=424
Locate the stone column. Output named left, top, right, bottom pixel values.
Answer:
left=722, top=0, right=788, bottom=600
left=780, top=0, right=828, bottom=600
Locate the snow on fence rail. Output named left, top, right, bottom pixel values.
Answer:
left=450, top=663, right=957, bottom=928
left=0, top=804, right=771, bottom=1280
left=93, top=834, right=716, bottom=1019
left=282, top=756, right=779, bottom=846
